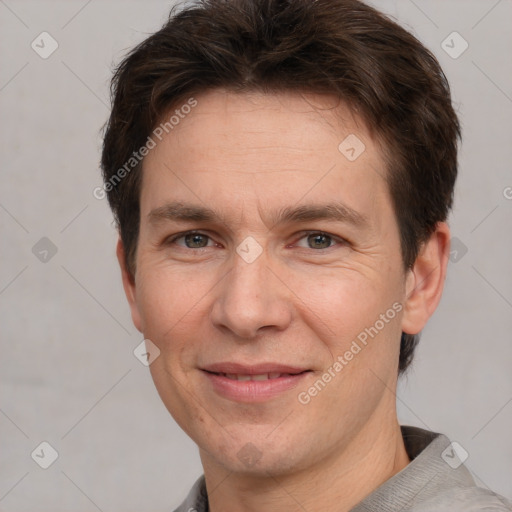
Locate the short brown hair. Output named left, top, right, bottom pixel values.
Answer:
left=100, top=0, right=461, bottom=374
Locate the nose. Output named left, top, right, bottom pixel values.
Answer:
left=210, top=247, right=293, bottom=340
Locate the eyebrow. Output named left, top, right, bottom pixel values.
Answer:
left=148, top=201, right=369, bottom=229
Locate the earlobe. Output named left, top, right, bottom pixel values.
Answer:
left=401, top=222, right=451, bottom=335
left=116, top=237, right=143, bottom=333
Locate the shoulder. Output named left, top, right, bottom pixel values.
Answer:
left=359, top=426, right=512, bottom=512
left=410, top=486, right=512, bottom=512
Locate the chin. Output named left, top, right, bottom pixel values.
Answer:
left=198, top=428, right=313, bottom=476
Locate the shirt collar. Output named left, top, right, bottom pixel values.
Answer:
left=351, top=425, right=475, bottom=511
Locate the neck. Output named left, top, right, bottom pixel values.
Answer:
left=202, top=413, right=410, bottom=512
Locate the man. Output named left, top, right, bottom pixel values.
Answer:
left=100, top=0, right=512, bottom=510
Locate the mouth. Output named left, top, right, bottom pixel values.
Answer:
left=210, top=371, right=304, bottom=381
left=201, top=363, right=312, bottom=402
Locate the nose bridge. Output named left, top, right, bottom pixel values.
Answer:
left=211, top=245, right=291, bottom=338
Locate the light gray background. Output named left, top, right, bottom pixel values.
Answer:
left=1, top=0, right=511, bottom=510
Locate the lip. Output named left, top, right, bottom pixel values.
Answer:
left=201, top=362, right=311, bottom=403
left=202, top=362, right=308, bottom=375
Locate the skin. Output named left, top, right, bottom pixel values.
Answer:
left=117, top=89, right=450, bottom=512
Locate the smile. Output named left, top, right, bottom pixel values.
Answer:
left=201, top=365, right=311, bottom=402
left=221, top=372, right=294, bottom=381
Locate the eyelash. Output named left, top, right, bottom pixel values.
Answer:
left=165, top=230, right=348, bottom=251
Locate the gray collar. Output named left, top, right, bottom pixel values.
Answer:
left=351, top=426, right=475, bottom=511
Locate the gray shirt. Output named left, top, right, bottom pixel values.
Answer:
left=174, top=426, right=512, bottom=511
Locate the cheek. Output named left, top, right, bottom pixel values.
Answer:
left=135, top=266, right=209, bottom=339
left=291, top=268, right=388, bottom=333
left=290, top=266, right=404, bottom=372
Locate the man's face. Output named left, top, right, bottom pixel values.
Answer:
left=123, top=89, right=412, bottom=475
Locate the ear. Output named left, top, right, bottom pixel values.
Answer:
left=116, top=237, right=143, bottom=333
left=401, top=222, right=451, bottom=335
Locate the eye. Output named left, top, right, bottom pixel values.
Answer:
left=294, top=231, right=346, bottom=250
left=167, top=231, right=215, bottom=249
left=165, top=230, right=347, bottom=252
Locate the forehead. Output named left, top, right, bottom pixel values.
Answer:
left=140, top=89, right=391, bottom=229
left=164, top=89, right=369, bottom=154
